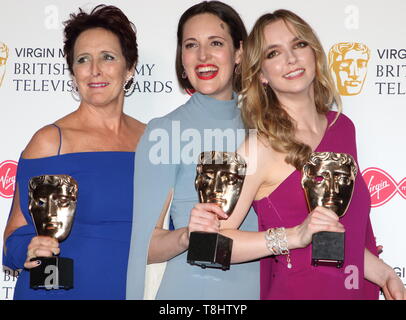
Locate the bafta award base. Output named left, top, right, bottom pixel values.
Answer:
left=187, top=231, right=233, bottom=271
left=311, top=231, right=345, bottom=268
left=30, top=257, right=73, bottom=290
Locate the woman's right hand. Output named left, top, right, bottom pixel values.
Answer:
left=24, top=236, right=60, bottom=269
left=187, top=203, right=229, bottom=240
left=291, top=206, right=345, bottom=249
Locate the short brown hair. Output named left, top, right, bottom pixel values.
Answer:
left=175, top=1, right=247, bottom=92
left=63, top=5, right=138, bottom=75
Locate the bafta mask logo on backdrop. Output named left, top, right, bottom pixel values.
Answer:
left=0, top=42, right=9, bottom=88
left=362, top=167, right=406, bottom=207
left=0, top=160, right=17, bottom=199
left=328, top=42, right=370, bottom=96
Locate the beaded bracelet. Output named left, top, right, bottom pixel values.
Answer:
left=265, top=227, right=292, bottom=269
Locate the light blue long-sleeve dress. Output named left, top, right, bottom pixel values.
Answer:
left=126, top=92, right=259, bottom=299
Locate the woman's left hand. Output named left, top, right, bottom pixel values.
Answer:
left=365, top=248, right=406, bottom=300
left=382, top=271, right=406, bottom=300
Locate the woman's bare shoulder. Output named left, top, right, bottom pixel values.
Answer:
left=237, top=134, right=275, bottom=164
left=22, top=125, right=61, bottom=159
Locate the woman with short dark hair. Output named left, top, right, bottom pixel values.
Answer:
left=126, top=1, right=259, bottom=300
left=3, top=5, right=145, bottom=299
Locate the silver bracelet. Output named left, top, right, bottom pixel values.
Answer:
left=265, top=227, right=292, bottom=268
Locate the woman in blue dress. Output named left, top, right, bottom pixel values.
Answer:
left=3, top=5, right=145, bottom=299
left=126, top=1, right=259, bottom=300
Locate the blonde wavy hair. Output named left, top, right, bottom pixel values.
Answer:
left=240, top=10, right=342, bottom=170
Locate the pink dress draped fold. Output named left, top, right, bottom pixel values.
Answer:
left=252, top=111, right=380, bottom=300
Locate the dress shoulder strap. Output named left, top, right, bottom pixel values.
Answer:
left=49, top=123, right=62, bottom=155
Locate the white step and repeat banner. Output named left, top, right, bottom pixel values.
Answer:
left=0, top=0, right=405, bottom=299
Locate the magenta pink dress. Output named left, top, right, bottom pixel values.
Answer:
left=252, top=112, right=380, bottom=300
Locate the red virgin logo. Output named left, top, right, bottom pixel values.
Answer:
left=362, top=167, right=406, bottom=207
left=0, top=160, right=17, bottom=199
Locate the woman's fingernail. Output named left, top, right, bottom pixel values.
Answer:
left=36, top=260, right=41, bottom=266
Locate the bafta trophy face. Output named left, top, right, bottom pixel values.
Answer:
left=301, top=152, right=357, bottom=217
left=195, top=151, right=246, bottom=216
left=29, top=175, right=78, bottom=241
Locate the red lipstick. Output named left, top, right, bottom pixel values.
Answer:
left=195, top=64, right=219, bottom=80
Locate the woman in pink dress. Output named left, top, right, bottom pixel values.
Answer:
left=187, top=9, right=406, bottom=300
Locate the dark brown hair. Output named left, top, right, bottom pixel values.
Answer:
left=175, top=1, right=247, bottom=92
left=63, top=4, right=138, bottom=75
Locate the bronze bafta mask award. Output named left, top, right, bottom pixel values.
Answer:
left=187, top=151, right=247, bottom=270
left=28, top=175, right=78, bottom=289
left=301, top=152, right=357, bottom=268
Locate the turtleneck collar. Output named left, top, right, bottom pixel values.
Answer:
left=190, top=92, right=239, bottom=121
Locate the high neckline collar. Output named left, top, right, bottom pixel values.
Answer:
left=190, top=92, right=239, bottom=120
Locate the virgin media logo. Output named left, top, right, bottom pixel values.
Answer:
left=0, top=160, right=17, bottom=199
left=362, top=167, right=406, bottom=207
